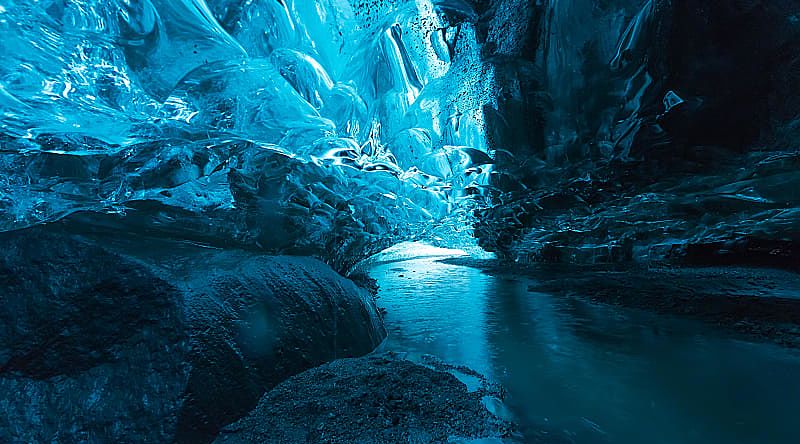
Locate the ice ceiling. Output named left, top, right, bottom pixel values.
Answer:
left=0, top=0, right=496, bottom=268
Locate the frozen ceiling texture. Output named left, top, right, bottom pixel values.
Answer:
left=1, top=0, right=800, bottom=269
left=0, top=0, right=497, bottom=270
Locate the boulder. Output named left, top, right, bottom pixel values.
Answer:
left=0, top=227, right=386, bottom=443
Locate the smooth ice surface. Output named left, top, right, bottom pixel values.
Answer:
left=0, top=0, right=496, bottom=266
left=368, top=243, right=800, bottom=444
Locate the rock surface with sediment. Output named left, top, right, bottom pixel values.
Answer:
left=215, top=353, right=520, bottom=444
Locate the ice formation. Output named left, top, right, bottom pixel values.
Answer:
left=0, top=0, right=496, bottom=267
left=4, top=0, right=799, bottom=268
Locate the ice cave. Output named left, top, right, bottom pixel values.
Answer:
left=1, top=1, right=800, bottom=443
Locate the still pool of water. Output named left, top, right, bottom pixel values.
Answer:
left=366, top=245, right=800, bottom=444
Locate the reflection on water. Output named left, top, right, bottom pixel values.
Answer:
left=367, top=245, right=800, bottom=444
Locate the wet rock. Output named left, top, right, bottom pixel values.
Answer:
left=215, top=354, right=519, bottom=444
left=0, top=227, right=386, bottom=443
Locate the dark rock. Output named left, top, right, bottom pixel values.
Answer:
left=214, top=354, right=519, bottom=444
left=174, top=249, right=387, bottom=443
left=676, top=238, right=800, bottom=272
left=473, top=0, right=800, bottom=266
left=0, top=229, right=189, bottom=444
left=0, top=227, right=386, bottom=443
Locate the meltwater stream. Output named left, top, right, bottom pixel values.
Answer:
left=367, top=244, right=800, bottom=444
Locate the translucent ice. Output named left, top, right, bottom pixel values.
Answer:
left=0, top=0, right=496, bottom=266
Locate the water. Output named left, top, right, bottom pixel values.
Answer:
left=366, top=245, right=800, bottom=444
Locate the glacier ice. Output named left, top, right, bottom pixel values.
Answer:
left=6, top=0, right=799, bottom=269
left=0, top=0, right=497, bottom=268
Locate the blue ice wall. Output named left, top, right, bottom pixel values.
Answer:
left=0, top=0, right=496, bottom=267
